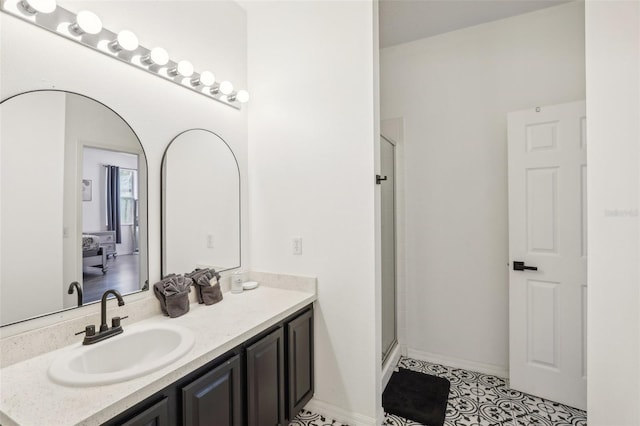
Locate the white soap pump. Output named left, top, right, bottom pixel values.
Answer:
left=231, top=270, right=244, bottom=294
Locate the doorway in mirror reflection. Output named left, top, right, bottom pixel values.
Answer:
left=82, top=147, right=141, bottom=304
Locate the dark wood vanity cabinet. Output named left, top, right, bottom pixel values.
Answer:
left=182, top=354, right=243, bottom=426
left=120, top=397, right=169, bottom=426
left=244, top=307, right=314, bottom=425
left=246, top=328, right=285, bottom=426
left=286, top=308, right=314, bottom=420
left=103, top=305, right=313, bottom=426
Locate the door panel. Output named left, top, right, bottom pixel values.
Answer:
left=121, top=398, right=169, bottom=426
left=286, top=309, right=314, bottom=420
left=526, top=279, right=559, bottom=369
left=526, top=121, right=558, bottom=152
left=182, top=355, right=243, bottom=426
left=508, top=100, right=587, bottom=410
left=246, top=328, right=285, bottom=426
left=526, top=167, right=558, bottom=253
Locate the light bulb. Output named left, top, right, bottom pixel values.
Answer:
left=69, top=10, right=102, bottom=35
left=20, top=0, right=56, bottom=14
left=168, top=60, right=194, bottom=78
left=199, top=71, right=215, bottom=86
left=141, top=47, right=169, bottom=66
left=109, top=30, right=139, bottom=52
left=227, top=89, right=249, bottom=103
left=150, top=47, right=169, bottom=66
left=191, top=70, right=215, bottom=87
left=219, top=81, right=233, bottom=95
left=236, top=90, right=250, bottom=103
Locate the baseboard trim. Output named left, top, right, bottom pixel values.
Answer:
left=399, top=343, right=408, bottom=357
left=406, top=348, right=508, bottom=378
left=382, top=344, right=401, bottom=391
left=304, top=398, right=377, bottom=426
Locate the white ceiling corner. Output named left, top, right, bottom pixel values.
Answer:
left=379, top=0, right=573, bottom=48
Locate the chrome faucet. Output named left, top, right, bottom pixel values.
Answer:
left=79, top=289, right=126, bottom=345
left=67, top=281, right=83, bottom=307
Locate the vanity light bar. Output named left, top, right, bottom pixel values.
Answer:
left=1, top=0, right=250, bottom=109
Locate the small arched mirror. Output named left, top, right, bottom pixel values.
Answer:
left=162, top=129, right=240, bottom=275
left=0, top=90, right=149, bottom=326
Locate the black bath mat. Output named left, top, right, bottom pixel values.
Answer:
left=382, top=368, right=450, bottom=426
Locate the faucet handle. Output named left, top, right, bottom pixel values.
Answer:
left=75, top=325, right=96, bottom=336
left=111, top=316, right=128, bottom=328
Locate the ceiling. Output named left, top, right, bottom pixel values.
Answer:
left=379, top=0, right=572, bottom=48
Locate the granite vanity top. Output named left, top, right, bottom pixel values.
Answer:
left=0, top=278, right=316, bottom=426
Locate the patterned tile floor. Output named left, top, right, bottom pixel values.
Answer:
left=289, top=356, right=587, bottom=426
left=289, top=410, right=349, bottom=426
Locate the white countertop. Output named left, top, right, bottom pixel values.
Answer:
left=0, top=283, right=316, bottom=426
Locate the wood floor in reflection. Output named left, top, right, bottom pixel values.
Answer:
left=83, top=254, right=141, bottom=303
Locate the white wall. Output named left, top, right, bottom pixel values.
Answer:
left=380, top=2, right=586, bottom=372
left=245, top=1, right=379, bottom=423
left=1, top=0, right=248, bottom=324
left=586, top=1, right=640, bottom=423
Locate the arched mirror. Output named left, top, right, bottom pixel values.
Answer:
left=0, top=90, right=149, bottom=326
left=162, top=129, right=240, bottom=275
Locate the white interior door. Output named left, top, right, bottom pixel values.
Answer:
left=507, top=100, right=587, bottom=410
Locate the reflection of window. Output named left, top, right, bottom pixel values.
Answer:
left=120, top=169, right=137, bottom=225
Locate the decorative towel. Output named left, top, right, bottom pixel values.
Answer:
left=153, top=274, right=192, bottom=318
left=186, top=268, right=223, bottom=306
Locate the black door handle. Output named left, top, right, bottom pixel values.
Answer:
left=376, top=174, right=388, bottom=184
left=513, top=261, right=538, bottom=271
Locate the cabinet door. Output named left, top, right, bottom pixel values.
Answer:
left=246, top=328, right=285, bottom=426
left=182, top=354, right=243, bottom=426
left=286, top=308, right=314, bottom=420
left=120, top=397, right=169, bottom=426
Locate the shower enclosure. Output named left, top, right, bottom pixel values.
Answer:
left=380, top=135, right=397, bottom=363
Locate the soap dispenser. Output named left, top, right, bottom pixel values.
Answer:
left=231, top=270, right=244, bottom=294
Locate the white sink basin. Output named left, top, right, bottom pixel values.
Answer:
left=48, top=322, right=195, bottom=387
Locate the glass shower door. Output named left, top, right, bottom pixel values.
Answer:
left=380, top=135, right=397, bottom=363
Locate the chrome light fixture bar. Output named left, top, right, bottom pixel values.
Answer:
left=1, top=0, right=249, bottom=109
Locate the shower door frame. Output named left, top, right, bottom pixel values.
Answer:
left=380, top=134, right=398, bottom=365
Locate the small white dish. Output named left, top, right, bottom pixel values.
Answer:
left=242, top=281, right=259, bottom=290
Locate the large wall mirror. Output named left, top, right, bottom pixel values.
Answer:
left=0, top=90, right=149, bottom=326
left=162, top=129, right=240, bottom=275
